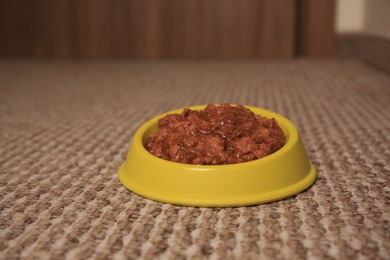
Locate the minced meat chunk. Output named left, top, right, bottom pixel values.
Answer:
left=144, top=104, right=286, bottom=165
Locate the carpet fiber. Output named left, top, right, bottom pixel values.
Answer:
left=1, top=59, right=389, bottom=259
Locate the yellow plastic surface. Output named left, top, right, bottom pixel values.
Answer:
left=118, top=105, right=317, bottom=207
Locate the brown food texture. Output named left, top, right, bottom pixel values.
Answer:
left=144, top=104, right=286, bottom=165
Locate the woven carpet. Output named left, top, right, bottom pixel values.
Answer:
left=0, top=59, right=389, bottom=259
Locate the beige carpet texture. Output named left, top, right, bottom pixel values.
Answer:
left=1, top=59, right=389, bottom=259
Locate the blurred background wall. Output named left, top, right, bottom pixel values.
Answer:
left=335, top=0, right=390, bottom=72
left=0, top=0, right=337, bottom=59
left=1, top=0, right=389, bottom=60
left=336, top=0, right=390, bottom=38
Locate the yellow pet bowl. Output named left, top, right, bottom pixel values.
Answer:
left=118, top=105, right=316, bottom=207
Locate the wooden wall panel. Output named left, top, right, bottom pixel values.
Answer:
left=298, top=0, right=336, bottom=57
left=0, top=0, right=297, bottom=59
